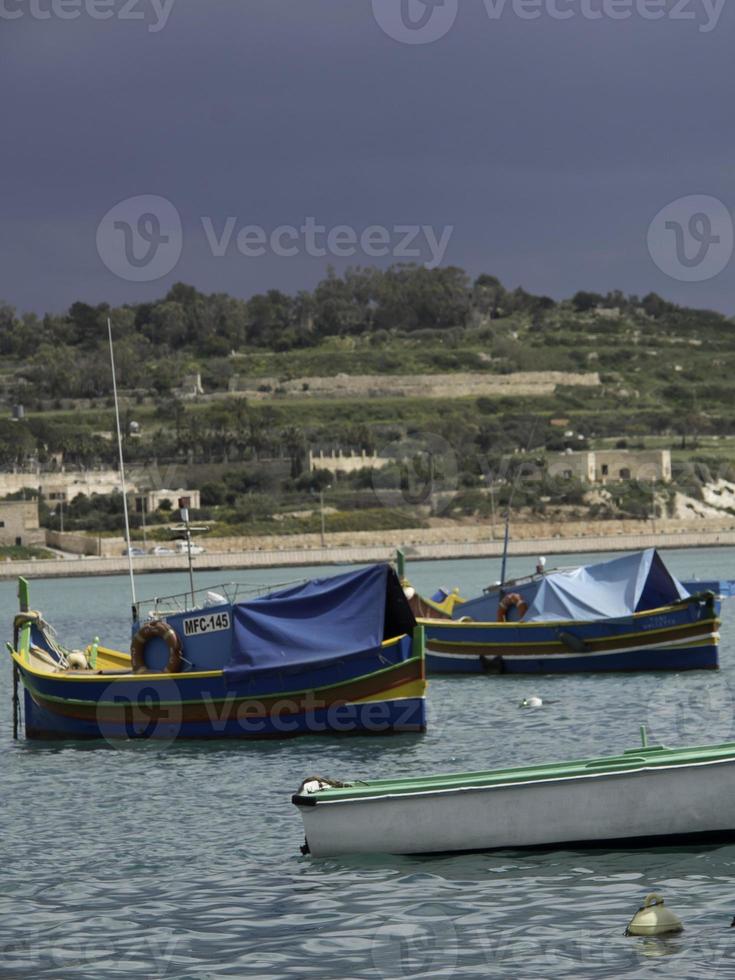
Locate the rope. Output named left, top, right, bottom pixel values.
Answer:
left=297, top=775, right=351, bottom=795
left=14, top=612, right=71, bottom=668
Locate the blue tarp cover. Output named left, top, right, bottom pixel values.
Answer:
left=523, top=549, right=688, bottom=623
left=228, top=564, right=391, bottom=670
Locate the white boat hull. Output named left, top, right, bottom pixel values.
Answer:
left=298, top=757, right=735, bottom=856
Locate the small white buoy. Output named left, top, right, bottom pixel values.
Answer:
left=520, top=695, right=543, bottom=709
left=626, top=894, right=683, bottom=937
left=403, top=586, right=416, bottom=601
left=66, top=651, right=89, bottom=670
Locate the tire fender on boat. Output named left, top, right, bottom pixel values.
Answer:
left=497, top=593, right=528, bottom=623
left=131, top=620, right=183, bottom=674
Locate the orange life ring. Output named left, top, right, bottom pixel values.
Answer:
left=497, top=593, right=528, bottom=623
left=131, top=620, right=183, bottom=674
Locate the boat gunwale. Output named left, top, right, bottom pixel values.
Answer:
left=293, top=743, right=735, bottom=806
left=10, top=632, right=412, bottom=684
left=417, top=595, right=718, bottom=631
left=13, top=651, right=424, bottom=708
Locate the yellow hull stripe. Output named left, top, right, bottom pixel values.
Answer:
left=351, top=680, right=426, bottom=703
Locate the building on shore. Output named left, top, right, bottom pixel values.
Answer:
left=0, top=501, right=45, bottom=548
left=547, top=450, right=671, bottom=484
left=309, top=450, right=392, bottom=475
left=0, top=469, right=128, bottom=501
left=135, top=488, right=201, bottom=513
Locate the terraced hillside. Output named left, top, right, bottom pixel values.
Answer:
left=0, top=267, right=733, bottom=540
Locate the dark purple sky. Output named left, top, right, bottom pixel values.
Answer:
left=2, top=0, right=733, bottom=315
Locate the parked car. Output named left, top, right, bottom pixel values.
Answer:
left=150, top=545, right=175, bottom=556
left=174, top=540, right=206, bottom=556
left=122, top=546, right=146, bottom=557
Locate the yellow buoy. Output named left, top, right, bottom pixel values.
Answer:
left=626, top=893, right=683, bottom=937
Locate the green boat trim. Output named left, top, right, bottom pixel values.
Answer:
left=293, top=741, right=735, bottom=806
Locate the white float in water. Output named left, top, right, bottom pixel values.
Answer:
left=519, top=695, right=543, bottom=709
left=626, top=894, right=683, bottom=936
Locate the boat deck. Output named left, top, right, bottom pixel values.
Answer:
left=23, top=644, right=132, bottom=676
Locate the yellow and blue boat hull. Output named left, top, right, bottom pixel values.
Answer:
left=422, top=595, right=719, bottom=674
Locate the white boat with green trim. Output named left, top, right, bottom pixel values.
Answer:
left=293, top=735, right=735, bottom=856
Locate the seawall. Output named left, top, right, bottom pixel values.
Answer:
left=4, top=527, right=735, bottom=580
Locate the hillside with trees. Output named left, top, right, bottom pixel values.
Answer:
left=0, top=264, right=733, bottom=541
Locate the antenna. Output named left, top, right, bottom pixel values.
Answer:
left=107, top=317, right=137, bottom=617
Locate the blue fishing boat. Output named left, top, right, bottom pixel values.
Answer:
left=414, top=550, right=719, bottom=674
left=9, top=564, right=426, bottom=740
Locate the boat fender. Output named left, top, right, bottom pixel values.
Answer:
left=497, top=593, right=528, bottom=623
left=625, top=894, right=683, bottom=937
left=556, top=630, right=589, bottom=653
left=131, top=620, right=183, bottom=674
left=66, top=651, right=89, bottom=670
left=520, top=696, right=543, bottom=709
left=480, top=654, right=504, bottom=674
left=12, top=610, right=41, bottom=649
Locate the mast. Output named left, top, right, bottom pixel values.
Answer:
left=107, top=317, right=137, bottom=618
left=499, top=514, right=510, bottom=586
left=179, top=497, right=196, bottom=607
left=499, top=419, right=539, bottom=588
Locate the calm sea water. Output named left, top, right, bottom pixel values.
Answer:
left=3, top=548, right=735, bottom=979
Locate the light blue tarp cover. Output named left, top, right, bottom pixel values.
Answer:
left=522, top=549, right=689, bottom=623
left=227, top=563, right=412, bottom=672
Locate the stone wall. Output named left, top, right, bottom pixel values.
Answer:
left=0, top=469, right=125, bottom=499
left=232, top=371, right=601, bottom=401
left=51, top=513, right=735, bottom=558
left=46, top=530, right=104, bottom=555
